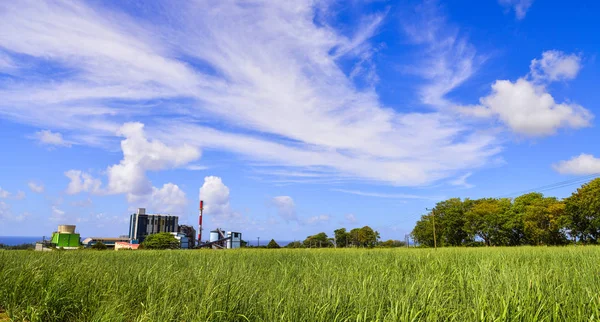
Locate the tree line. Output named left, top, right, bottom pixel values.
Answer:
left=281, top=226, right=405, bottom=248
left=412, top=178, right=600, bottom=247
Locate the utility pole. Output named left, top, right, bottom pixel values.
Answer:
left=426, top=208, right=437, bottom=250
left=257, top=237, right=260, bottom=247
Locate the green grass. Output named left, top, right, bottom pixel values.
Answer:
left=1, top=247, right=600, bottom=321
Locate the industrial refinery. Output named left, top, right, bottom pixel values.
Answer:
left=36, top=200, right=242, bottom=250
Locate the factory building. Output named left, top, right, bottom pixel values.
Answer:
left=177, top=225, right=197, bottom=248
left=50, top=225, right=80, bottom=249
left=207, top=229, right=242, bottom=249
left=82, top=237, right=130, bottom=249
left=226, top=231, right=242, bottom=249
left=129, top=208, right=179, bottom=243
left=170, top=232, right=193, bottom=249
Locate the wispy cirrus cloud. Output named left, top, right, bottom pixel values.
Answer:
left=0, top=0, right=500, bottom=187
left=331, top=188, right=441, bottom=200
left=401, top=1, right=485, bottom=109
left=498, top=0, right=534, bottom=20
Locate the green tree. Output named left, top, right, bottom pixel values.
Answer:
left=334, top=228, right=349, bottom=247
left=508, top=192, right=547, bottom=245
left=303, top=232, right=332, bottom=248
left=522, top=196, right=567, bottom=245
left=378, top=240, right=406, bottom=248
left=285, top=241, right=304, bottom=248
left=434, top=198, right=472, bottom=246
left=411, top=213, right=435, bottom=247
left=267, top=239, right=280, bottom=248
left=141, top=232, right=180, bottom=249
left=349, top=228, right=360, bottom=247
left=464, top=198, right=511, bottom=246
left=358, top=226, right=379, bottom=247
left=564, top=178, right=600, bottom=244
left=91, top=241, right=107, bottom=250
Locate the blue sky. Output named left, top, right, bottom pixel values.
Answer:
left=1, top=0, right=599, bottom=242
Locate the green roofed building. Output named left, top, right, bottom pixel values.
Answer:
left=51, top=225, right=80, bottom=248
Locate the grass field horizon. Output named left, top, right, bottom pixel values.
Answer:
left=2, top=247, right=600, bottom=321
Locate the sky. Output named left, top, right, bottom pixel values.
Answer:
left=1, top=0, right=599, bottom=242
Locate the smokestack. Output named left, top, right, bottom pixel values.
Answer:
left=198, top=200, right=204, bottom=245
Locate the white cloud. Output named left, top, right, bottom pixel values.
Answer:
left=65, top=122, right=198, bottom=211
left=499, top=0, right=534, bottom=19
left=459, top=51, right=592, bottom=137
left=199, top=176, right=235, bottom=220
left=461, top=78, right=591, bottom=136
left=65, top=170, right=102, bottom=195
left=107, top=122, right=200, bottom=196
left=50, top=206, right=66, bottom=222
left=28, top=182, right=45, bottom=193
left=402, top=2, right=483, bottom=108
left=186, top=164, right=209, bottom=171
left=449, top=172, right=474, bottom=188
left=305, top=214, right=331, bottom=225
left=553, top=154, right=600, bottom=175
left=530, top=50, right=581, bottom=82
left=0, top=187, right=25, bottom=199
left=271, top=196, right=297, bottom=222
left=345, top=213, right=358, bottom=224
left=0, top=1, right=501, bottom=187
left=34, top=130, right=72, bottom=147
left=331, top=188, right=439, bottom=200
left=128, top=183, right=187, bottom=214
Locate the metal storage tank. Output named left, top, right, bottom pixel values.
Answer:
left=58, top=225, right=76, bottom=234
left=209, top=231, right=219, bottom=242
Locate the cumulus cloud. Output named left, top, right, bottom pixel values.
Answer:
left=0, top=1, right=501, bottom=187
left=34, top=130, right=72, bottom=147
left=199, top=176, right=235, bottom=220
left=459, top=51, right=592, bottom=136
left=462, top=78, right=591, bottom=136
left=65, top=170, right=102, bottom=195
left=128, top=183, right=187, bottom=214
left=530, top=50, right=581, bottom=82
left=553, top=154, right=600, bottom=175
left=271, top=196, right=297, bottom=222
left=64, top=122, right=197, bottom=213
left=107, top=122, right=200, bottom=196
left=499, top=0, right=534, bottom=19
left=28, top=181, right=45, bottom=193
left=0, top=188, right=8, bottom=199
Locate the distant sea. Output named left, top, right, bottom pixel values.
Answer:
left=0, top=236, right=45, bottom=246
